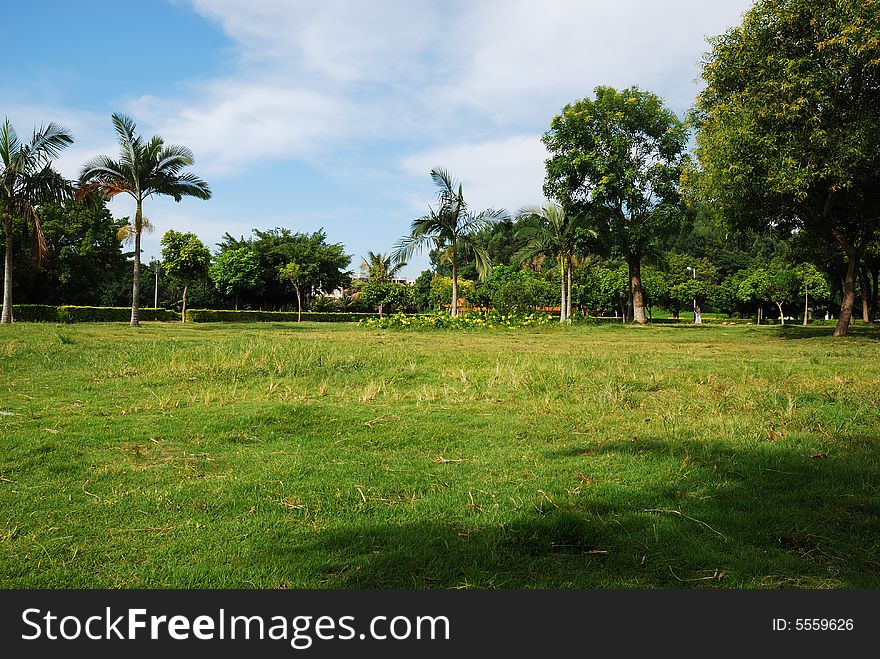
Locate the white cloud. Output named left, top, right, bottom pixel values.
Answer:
left=2, top=104, right=118, bottom=181
left=401, top=135, right=549, bottom=214
left=126, top=81, right=348, bottom=176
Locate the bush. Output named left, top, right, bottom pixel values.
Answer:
left=11, top=305, right=60, bottom=322
left=185, top=309, right=379, bottom=323
left=361, top=311, right=556, bottom=330
left=11, top=305, right=179, bottom=322
left=58, top=306, right=180, bottom=322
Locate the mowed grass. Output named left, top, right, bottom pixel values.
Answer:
left=1, top=321, right=879, bottom=589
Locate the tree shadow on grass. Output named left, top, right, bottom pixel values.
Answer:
left=244, top=435, right=880, bottom=589
left=773, top=324, right=880, bottom=340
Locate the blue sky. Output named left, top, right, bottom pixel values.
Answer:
left=5, top=0, right=752, bottom=277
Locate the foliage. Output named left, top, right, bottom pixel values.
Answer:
left=79, top=113, right=211, bottom=326
left=360, top=310, right=556, bottom=330
left=516, top=203, right=592, bottom=322
left=359, top=251, right=409, bottom=316
left=1, top=117, right=73, bottom=323
left=543, top=86, right=688, bottom=323
left=6, top=199, right=129, bottom=306
left=428, top=275, right=475, bottom=310
left=247, top=228, right=351, bottom=309
left=393, top=167, right=506, bottom=315
left=693, top=0, right=880, bottom=336
left=210, top=246, right=261, bottom=307
left=160, top=230, right=210, bottom=286
left=475, top=265, right=557, bottom=315
left=185, top=309, right=377, bottom=322
left=11, top=305, right=178, bottom=322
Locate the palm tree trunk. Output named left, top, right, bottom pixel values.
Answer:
left=1, top=227, right=13, bottom=324
left=451, top=246, right=459, bottom=317
left=181, top=285, right=188, bottom=323
left=130, top=200, right=143, bottom=327
left=559, top=256, right=566, bottom=324
left=567, top=254, right=573, bottom=323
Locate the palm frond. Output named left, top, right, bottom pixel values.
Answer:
left=28, top=123, right=74, bottom=164
left=0, top=117, right=21, bottom=167
left=392, top=232, right=433, bottom=265
left=149, top=171, right=212, bottom=201
left=9, top=198, right=47, bottom=264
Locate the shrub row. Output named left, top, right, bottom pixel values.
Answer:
left=12, top=305, right=179, bottom=322
left=361, top=311, right=557, bottom=330
left=185, top=309, right=379, bottom=323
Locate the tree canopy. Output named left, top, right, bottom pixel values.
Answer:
left=79, top=113, right=211, bottom=326
left=543, top=86, right=688, bottom=323
left=693, top=0, right=880, bottom=336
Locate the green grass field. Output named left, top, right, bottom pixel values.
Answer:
left=1, top=321, right=878, bottom=588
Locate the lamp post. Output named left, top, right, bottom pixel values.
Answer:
left=686, top=266, right=701, bottom=324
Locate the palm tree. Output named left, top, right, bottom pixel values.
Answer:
left=393, top=168, right=505, bottom=316
left=361, top=251, right=406, bottom=317
left=1, top=118, right=73, bottom=324
left=516, top=203, right=590, bottom=323
left=79, top=114, right=211, bottom=326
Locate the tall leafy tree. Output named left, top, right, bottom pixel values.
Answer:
left=544, top=86, right=688, bottom=324
left=211, top=245, right=261, bottom=310
left=1, top=117, right=73, bottom=323
left=250, top=228, right=351, bottom=309
left=160, top=230, right=211, bottom=322
left=394, top=168, right=506, bottom=316
left=8, top=199, right=129, bottom=305
left=278, top=260, right=309, bottom=321
left=80, top=113, right=211, bottom=326
left=694, top=0, right=880, bottom=336
left=796, top=262, right=831, bottom=325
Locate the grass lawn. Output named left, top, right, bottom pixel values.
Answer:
left=1, top=321, right=878, bottom=588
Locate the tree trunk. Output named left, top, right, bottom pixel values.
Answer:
left=694, top=300, right=702, bottom=324
left=181, top=285, right=188, bottom=323
left=379, top=301, right=384, bottom=319
left=559, top=256, right=566, bottom=323
left=295, top=286, right=302, bottom=322
left=1, top=227, right=13, bottom=324
left=859, top=266, right=874, bottom=323
left=566, top=254, right=573, bottom=323
left=627, top=253, right=647, bottom=324
left=833, top=246, right=860, bottom=337
left=776, top=301, right=785, bottom=325
left=803, top=289, right=809, bottom=326
left=871, top=269, right=879, bottom=323
left=450, top=247, right=458, bottom=317
left=757, top=305, right=762, bottom=325
left=235, top=290, right=239, bottom=311
left=130, top=200, right=143, bottom=327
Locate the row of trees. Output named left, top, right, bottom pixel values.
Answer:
left=386, top=0, right=879, bottom=336
left=1, top=113, right=210, bottom=325
left=3, top=0, right=878, bottom=335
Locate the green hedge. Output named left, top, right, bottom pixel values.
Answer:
left=11, top=305, right=179, bottom=322
left=186, top=309, right=380, bottom=323
left=11, top=304, right=60, bottom=322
